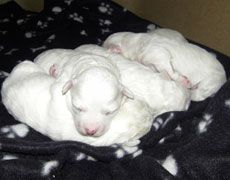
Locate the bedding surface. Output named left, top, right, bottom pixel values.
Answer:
left=0, top=0, right=230, bottom=179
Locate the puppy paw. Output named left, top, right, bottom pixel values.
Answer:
left=190, top=82, right=200, bottom=90
left=169, top=71, right=192, bottom=88
left=180, top=75, right=192, bottom=88
left=109, top=45, right=122, bottom=54
left=174, top=75, right=192, bottom=88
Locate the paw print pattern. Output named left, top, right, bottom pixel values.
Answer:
left=52, top=6, right=63, bottom=14
left=0, top=124, right=29, bottom=139
left=114, top=143, right=142, bottom=159
left=198, top=113, right=213, bottom=134
left=30, top=45, right=47, bottom=53
left=101, top=28, right=111, bottom=35
left=25, top=31, right=37, bottom=38
left=98, top=3, right=113, bottom=15
left=99, top=19, right=112, bottom=26
left=80, top=30, right=88, bottom=36
left=17, top=17, right=30, bottom=25
left=152, top=113, right=175, bottom=131
left=64, top=0, right=74, bottom=6
left=75, top=152, right=96, bottom=161
left=41, top=160, right=59, bottom=177
left=46, top=34, right=56, bottom=43
left=37, top=20, right=49, bottom=29
left=1, top=154, right=18, bottom=161
left=69, top=13, right=84, bottom=23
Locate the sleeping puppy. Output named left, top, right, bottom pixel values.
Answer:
left=34, top=49, right=134, bottom=137
left=75, top=45, right=191, bottom=117
left=1, top=61, right=153, bottom=146
left=103, top=28, right=227, bottom=101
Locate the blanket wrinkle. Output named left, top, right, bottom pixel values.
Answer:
left=0, top=0, right=230, bottom=179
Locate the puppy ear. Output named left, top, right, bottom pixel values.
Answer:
left=121, top=85, right=134, bottom=99
left=62, top=80, right=73, bottom=95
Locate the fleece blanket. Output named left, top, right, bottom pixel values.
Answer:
left=0, top=0, right=230, bottom=179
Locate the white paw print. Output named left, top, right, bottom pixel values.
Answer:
left=69, top=13, right=84, bottom=23
left=99, top=19, right=112, bottom=26
left=25, top=31, right=37, bottom=38
left=75, top=153, right=96, bottom=161
left=98, top=3, right=113, bottom=15
left=30, top=45, right=47, bottom=53
left=198, top=113, right=213, bottom=134
left=80, top=30, right=88, bottom=36
left=37, top=20, right=48, bottom=29
left=46, top=34, right=56, bottom=43
left=0, top=124, right=29, bottom=139
left=64, top=0, right=74, bottom=6
left=52, top=6, right=63, bottom=14
left=101, top=28, right=111, bottom=34
left=17, top=18, right=29, bottom=25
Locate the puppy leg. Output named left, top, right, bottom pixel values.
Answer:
left=141, top=47, right=192, bottom=88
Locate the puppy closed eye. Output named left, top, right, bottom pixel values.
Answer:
left=103, top=108, right=118, bottom=116
left=73, top=105, right=86, bottom=113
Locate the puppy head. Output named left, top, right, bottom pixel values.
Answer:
left=64, top=67, right=133, bottom=137
left=103, top=32, right=131, bottom=53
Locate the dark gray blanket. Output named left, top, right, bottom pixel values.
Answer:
left=0, top=0, right=230, bottom=179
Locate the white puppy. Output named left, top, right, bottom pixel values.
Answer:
left=34, top=49, right=134, bottom=137
left=1, top=61, right=153, bottom=146
left=103, top=28, right=227, bottom=101
left=75, top=45, right=191, bottom=117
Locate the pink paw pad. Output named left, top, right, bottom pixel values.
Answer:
left=181, top=76, right=192, bottom=88
left=109, top=46, right=122, bottom=54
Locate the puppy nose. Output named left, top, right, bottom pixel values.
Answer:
left=84, top=128, right=98, bottom=135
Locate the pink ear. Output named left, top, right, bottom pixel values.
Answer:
left=122, top=86, right=134, bottom=99
left=62, top=80, right=73, bottom=95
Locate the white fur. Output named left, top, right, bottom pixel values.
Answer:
left=1, top=45, right=190, bottom=146
left=103, top=28, right=227, bottom=101
left=1, top=58, right=153, bottom=146
left=34, top=50, right=134, bottom=137
left=75, top=45, right=191, bottom=117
